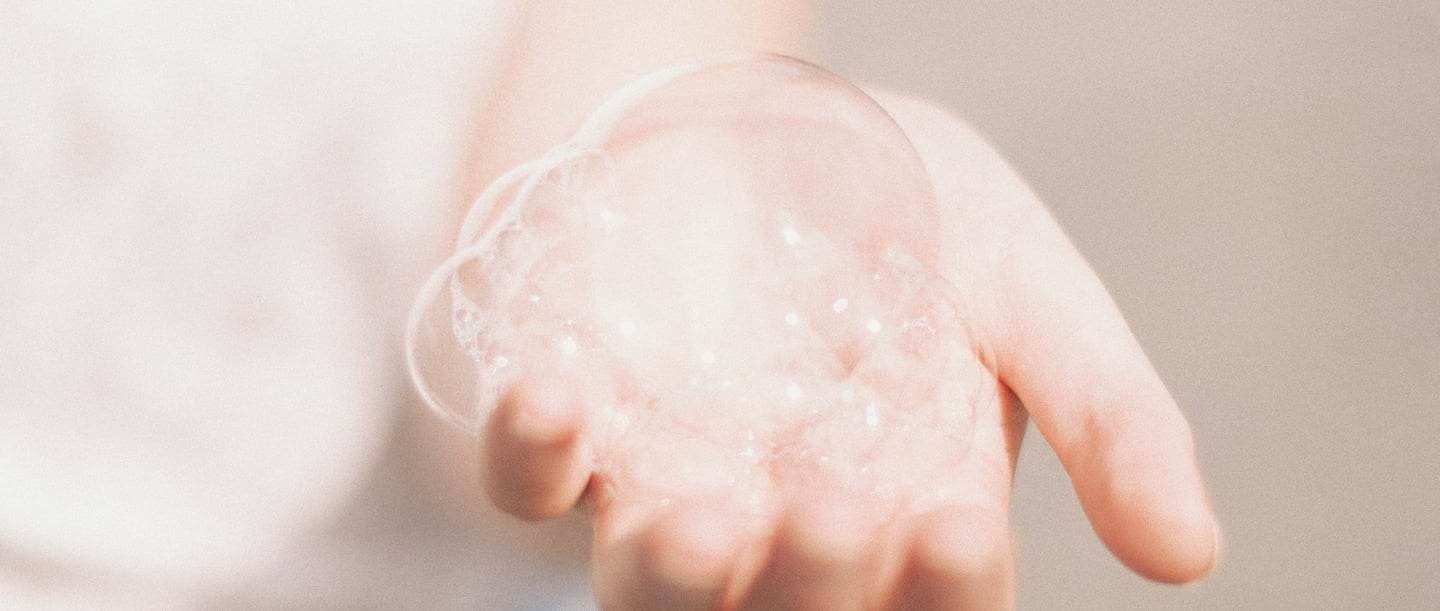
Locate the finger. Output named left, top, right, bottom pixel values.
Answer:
left=874, top=92, right=1219, bottom=583
left=480, top=377, right=594, bottom=520
left=886, top=505, right=1015, bottom=611
left=737, top=499, right=875, bottom=611
left=591, top=501, right=741, bottom=611
left=992, top=205, right=1218, bottom=583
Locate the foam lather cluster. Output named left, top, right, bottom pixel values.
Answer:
left=408, top=56, right=983, bottom=514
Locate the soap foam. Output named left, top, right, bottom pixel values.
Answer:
left=408, top=56, right=984, bottom=515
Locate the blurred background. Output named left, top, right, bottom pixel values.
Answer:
left=817, top=1, right=1439, bottom=608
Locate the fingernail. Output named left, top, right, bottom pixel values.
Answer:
left=1183, top=520, right=1223, bottom=589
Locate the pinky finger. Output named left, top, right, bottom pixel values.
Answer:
left=480, top=377, right=595, bottom=520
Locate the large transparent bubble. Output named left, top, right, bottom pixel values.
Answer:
left=408, top=56, right=980, bottom=512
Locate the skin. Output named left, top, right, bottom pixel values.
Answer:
left=461, top=3, right=1218, bottom=609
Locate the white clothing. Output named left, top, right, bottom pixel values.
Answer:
left=0, top=2, right=589, bottom=608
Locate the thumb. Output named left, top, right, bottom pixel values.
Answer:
left=992, top=202, right=1219, bottom=583
left=874, top=92, right=1220, bottom=583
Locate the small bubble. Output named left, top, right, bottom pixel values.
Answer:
left=785, top=383, right=803, bottom=401
left=784, top=312, right=799, bottom=326
left=832, top=298, right=849, bottom=313
left=782, top=225, right=802, bottom=245
left=559, top=336, right=578, bottom=356
left=865, top=318, right=882, bottom=334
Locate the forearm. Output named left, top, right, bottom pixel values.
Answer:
left=460, top=0, right=814, bottom=209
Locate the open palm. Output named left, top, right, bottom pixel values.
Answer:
left=469, top=90, right=1217, bottom=611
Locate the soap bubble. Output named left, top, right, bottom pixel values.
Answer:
left=408, top=56, right=980, bottom=510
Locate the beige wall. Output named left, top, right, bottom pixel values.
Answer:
left=818, top=2, right=1440, bottom=609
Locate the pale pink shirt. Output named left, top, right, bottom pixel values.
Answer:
left=0, top=3, right=588, bottom=608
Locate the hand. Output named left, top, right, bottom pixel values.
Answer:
left=476, top=91, right=1218, bottom=610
